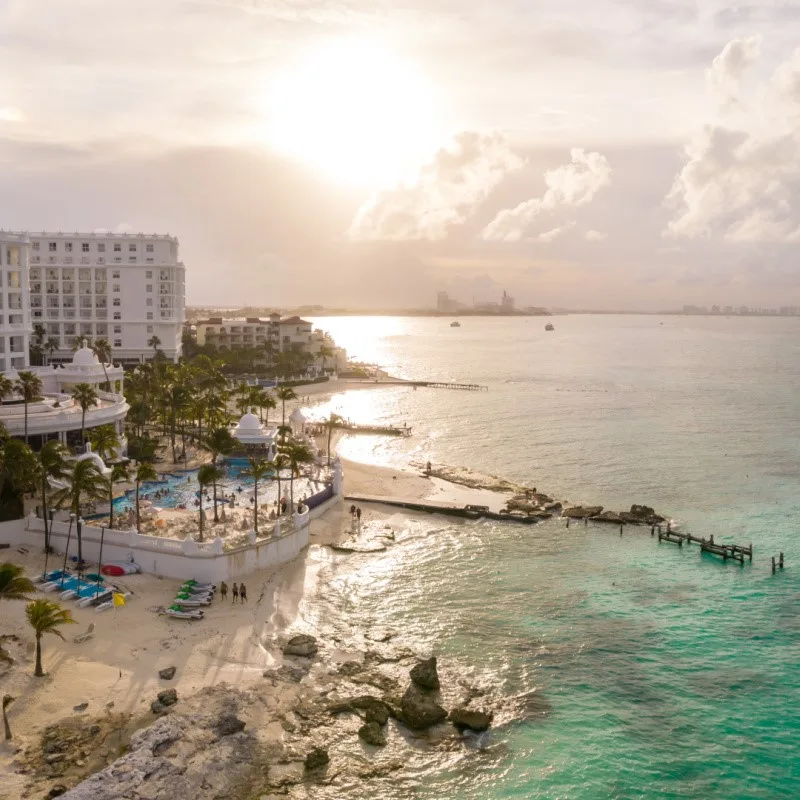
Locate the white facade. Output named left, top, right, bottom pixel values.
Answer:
left=26, top=231, right=185, bottom=364
left=0, top=232, right=33, bottom=373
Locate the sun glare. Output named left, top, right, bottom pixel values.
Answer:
left=263, top=38, right=441, bottom=186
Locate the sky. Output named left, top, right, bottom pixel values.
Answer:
left=2, top=0, right=800, bottom=310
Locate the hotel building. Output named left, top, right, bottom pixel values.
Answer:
left=0, top=232, right=33, bottom=373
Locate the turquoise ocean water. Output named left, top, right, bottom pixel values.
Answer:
left=304, top=315, right=800, bottom=799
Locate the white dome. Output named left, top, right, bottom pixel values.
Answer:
left=236, top=412, right=261, bottom=431
left=72, top=347, right=99, bottom=367
left=289, top=408, right=306, bottom=423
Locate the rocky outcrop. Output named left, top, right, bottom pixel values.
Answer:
left=410, top=657, right=440, bottom=690
left=399, top=685, right=447, bottom=730
left=328, top=696, right=390, bottom=725
left=283, top=634, right=318, bottom=658
left=157, top=689, right=178, bottom=707
left=158, top=667, right=176, bottom=681
left=448, top=708, right=493, bottom=732
left=591, top=510, right=623, bottom=524
left=620, top=505, right=666, bottom=524
left=304, top=748, right=329, bottom=771
left=213, top=714, right=245, bottom=737
left=358, top=721, right=387, bottom=747
left=562, top=505, right=603, bottom=519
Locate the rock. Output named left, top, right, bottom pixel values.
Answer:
left=157, top=689, right=178, bottom=707
left=410, top=657, right=440, bottom=690
left=73, top=703, right=88, bottom=713
left=448, top=708, right=493, bottom=732
left=591, top=510, right=623, bottom=524
left=150, top=701, right=167, bottom=715
left=283, top=635, right=318, bottom=658
left=629, top=504, right=655, bottom=519
left=336, top=661, right=363, bottom=677
left=358, top=722, right=387, bottom=747
left=544, top=502, right=562, bottom=512
left=45, top=753, right=65, bottom=764
left=328, top=696, right=390, bottom=725
left=304, top=748, right=329, bottom=771
left=214, top=713, right=246, bottom=737
left=47, top=785, right=68, bottom=798
left=158, top=666, right=176, bottom=681
left=399, top=685, right=447, bottom=730
left=563, top=505, right=603, bottom=519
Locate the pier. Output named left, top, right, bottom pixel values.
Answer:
left=334, top=422, right=412, bottom=437
left=411, top=381, right=488, bottom=391
left=344, top=495, right=543, bottom=524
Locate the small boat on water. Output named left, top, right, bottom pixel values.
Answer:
left=450, top=321, right=461, bottom=327
left=545, top=323, right=554, bottom=331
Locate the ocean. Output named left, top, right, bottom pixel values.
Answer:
left=300, top=315, right=800, bottom=799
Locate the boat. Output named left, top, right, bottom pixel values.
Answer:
left=450, top=321, right=461, bottom=327
left=545, top=323, right=554, bottom=331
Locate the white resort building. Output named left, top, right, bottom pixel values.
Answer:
left=26, top=231, right=185, bottom=365
left=0, top=232, right=33, bottom=373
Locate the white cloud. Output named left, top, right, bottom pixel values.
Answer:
left=537, top=223, right=575, bottom=242
left=347, top=131, right=523, bottom=241
left=0, top=106, right=24, bottom=122
left=482, top=148, right=611, bottom=242
left=666, top=39, right=800, bottom=243
left=707, top=35, right=761, bottom=110
left=584, top=229, right=607, bottom=242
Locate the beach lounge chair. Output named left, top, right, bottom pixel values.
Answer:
left=162, top=605, right=204, bottom=620
left=73, top=623, right=95, bottom=643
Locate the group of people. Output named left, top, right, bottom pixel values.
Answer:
left=349, top=504, right=363, bottom=531
left=220, top=581, right=247, bottom=603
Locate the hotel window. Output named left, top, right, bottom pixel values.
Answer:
left=113, top=298, right=121, bottom=307
left=49, top=242, right=57, bottom=251
left=112, top=271, right=120, bottom=279
left=146, top=298, right=153, bottom=307
left=65, top=242, right=73, bottom=252
left=113, top=326, right=121, bottom=334
left=32, top=242, right=40, bottom=251
left=146, top=284, right=152, bottom=292
left=113, top=243, right=121, bottom=252
left=7, top=271, right=20, bottom=289
left=113, top=312, right=121, bottom=320
left=114, top=339, right=122, bottom=347
left=98, top=243, right=105, bottom=252
left=146, top=244, right=154, bottom=252
left=147, top=325, right=153, bottom=334
left=129, top=257, right=137, bottom=263
left=147, top=312, right=153, bottom=320
left=145, top=271, right=152, bottom=279
left=113, top=284, right=120, bottom=292
left=82, top=243, right=90, bottom=252
left=129, top=244, right=137, bottom=252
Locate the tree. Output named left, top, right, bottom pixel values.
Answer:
left=2, top=694, right=13, bottom=740
left=252, top=387, right=276, bottom=425
left=323, top=414, right=344, bottom=466
left=37, top=441, right=70, bottom=554
left=166, top=381, right=189, bottom=463
left=107, top=462, right=129, bottom=531
left=0, top=375, right=13, bottom=405
left=70, top=383, right=99, bottom=447
left=15, top=371, right=43, bottom=444
left=273, top=453, right=290, bottom=514
left=92, top=338, right=113, bottom=390
left=241, top=457, right=273, bottom=534
left=235, top=382, right=252, bottom=415
left=196, top=463, right=223, bottom=542
left=0, top=562, right=35, bottom=601
left=133, top=463, right=158, bottom=532
left=0, top=437, right=38, bottom=521
left=44, top=338, right=59, bottom=366
left=53, top=459, right=108, bottom=566
left=282, top=441, right=315, bottom=508
left=25, top=599, right=76, bottom=677
left=275, top=386, right=297, bottom=426
left=318, top=343, right=334, bottom=375
left=147, top=335, right=162, bottom=358
left=203, top=428, right=235, bottom=522
left=87, top=424, right=120, bottom=463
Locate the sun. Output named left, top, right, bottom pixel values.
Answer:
left=263, top=38, right=441, bottom=186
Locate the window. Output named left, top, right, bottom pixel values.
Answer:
left=112, top=270, right=120, bottom=279
left=113, top=298, right=121, bottom=307
left=65, top=242, right=73, bottom=252
left=49, top=242, right=57, bottom=251
left=146, top=244, right=154, bottom=252
left=113, top=243, right=121, bottom=252
left=113, top=325, right=121, bottom=334
left=82, top=242, right=90, bottom=252
left=145, top=270, right=152, bottom=279
left=146, top=298, right=153, bottom=307
left=97, top=243, right=105, bottom=253
left=146, top=284, right=152, bottom=292
left=146, top=312, right=153, bottom=320
left=7, top=271, right=20, bottom=289
left=32, top=242, right=40, bottom=251
left=113, top=312, right=121, bottom=320
left=114, top=339, right=122, bottom=347
left=129, top=243, right=137, bottom=252
left=147, top=325, right=153, bottom=334
left=113, top=284, right=120, bottom=292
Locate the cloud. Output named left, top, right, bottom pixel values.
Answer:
left=706, top=35, right=761, bottom=110
left=347, top=131, right=523, bottom=241
left=584, top=229, right=607, bottom=242
left=482, top=148, right=611, bottom=242
left=0, top=106, right=24, bottom=122
left=666, top=39, right=800, bottom=243
left=537, top=223, right=575, bottom=242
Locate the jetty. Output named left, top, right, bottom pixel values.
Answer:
left=410, top=381, right=487, bottom=391
left=344, top=495, right=545, bottom=524
left=334, top=422, right=411, bottom=437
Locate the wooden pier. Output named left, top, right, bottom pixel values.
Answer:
left=655, top=527, right=752, bottom=563
left=411, top=381, right=488, bottom=391
left=334, top=422, right=411, bottom=437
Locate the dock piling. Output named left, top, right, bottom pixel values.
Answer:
left=779, top=552, right=784, bottom=569
left=772, top=556, right=776, bottom=574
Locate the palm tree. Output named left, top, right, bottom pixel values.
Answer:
left=147, top=335, right=162, bottom=359
left=15, top=371, right=43, bottom=444
left=0, top=436, right=38, bottom=522
left=277, top=424, right=292, bottom=445
left=203, top=427, right=235, bottom=522
left=241, top=457, right=273, bottom=534
left=323, top=414, right=344, bottom=466
left=52, top=459, right=108, bottom=567
left=275, top=386, right=297, bottom=426
left=133, top=463, right=158, bottom=532
left=0, top=562, right=35, bottom=601
left=26, top=599, right=76, bottom=677
left=87, top=424, right=120, bottom=463
left=37, top=441, right=70, bottom=554
left=251, top=387, right=276, bottom=425
left=235, top=383, right=252, bottom=415
left=166, top=382, right=189, bottom=463
left=0, top=375, right=13, bottom=406
left=273, top=453, right=290, bottom=514
left=92, top=338, right=113, bottom=390
left=196, top=463, right=223, bottom=542
left=70, top=383, right=99, bottom=447
left=318, top=343, right=334, bottom=375
left=2, top=694, right=14, bottom=740
left=283, top=441, right=315, bottom=508
left=107, top=462, right=129, bottom=530
left=44, top=338, right=59, bottom=366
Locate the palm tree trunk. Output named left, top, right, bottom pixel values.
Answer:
left=109, top=481, right=115, bottom=530
left=253, top=478, right=259, bottom=533
left=170, top=407, right=177, bottom=463
left=2, top=697, right=12, bottom=740
left=34, top=634, right=43, bottom=677
left=290, top=472, right=295, bottom=508
left=24, top=401, right=28, bottom=444
left=327, top=426, right=332, bottom=467
left=282, top=398, right=286, bottom=426
left=212, top=480, right=219, bottom=523
left=198, top=487, right=204, bottom=542
left=81, top=409, right=86, bottom=447
left=276, top=473, right=282, bottom=514
left=135, top=482, right=140, bottom=531
left=42, top=476, right=50, bottom=553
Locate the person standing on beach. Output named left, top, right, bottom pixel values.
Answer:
left=356, top=507, right=362, bottom=526
left=220, top=581, right=228, bottom=601
left=240, top=584, right=247, bottom=603
left=232, top=582, right=239, bottom=604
